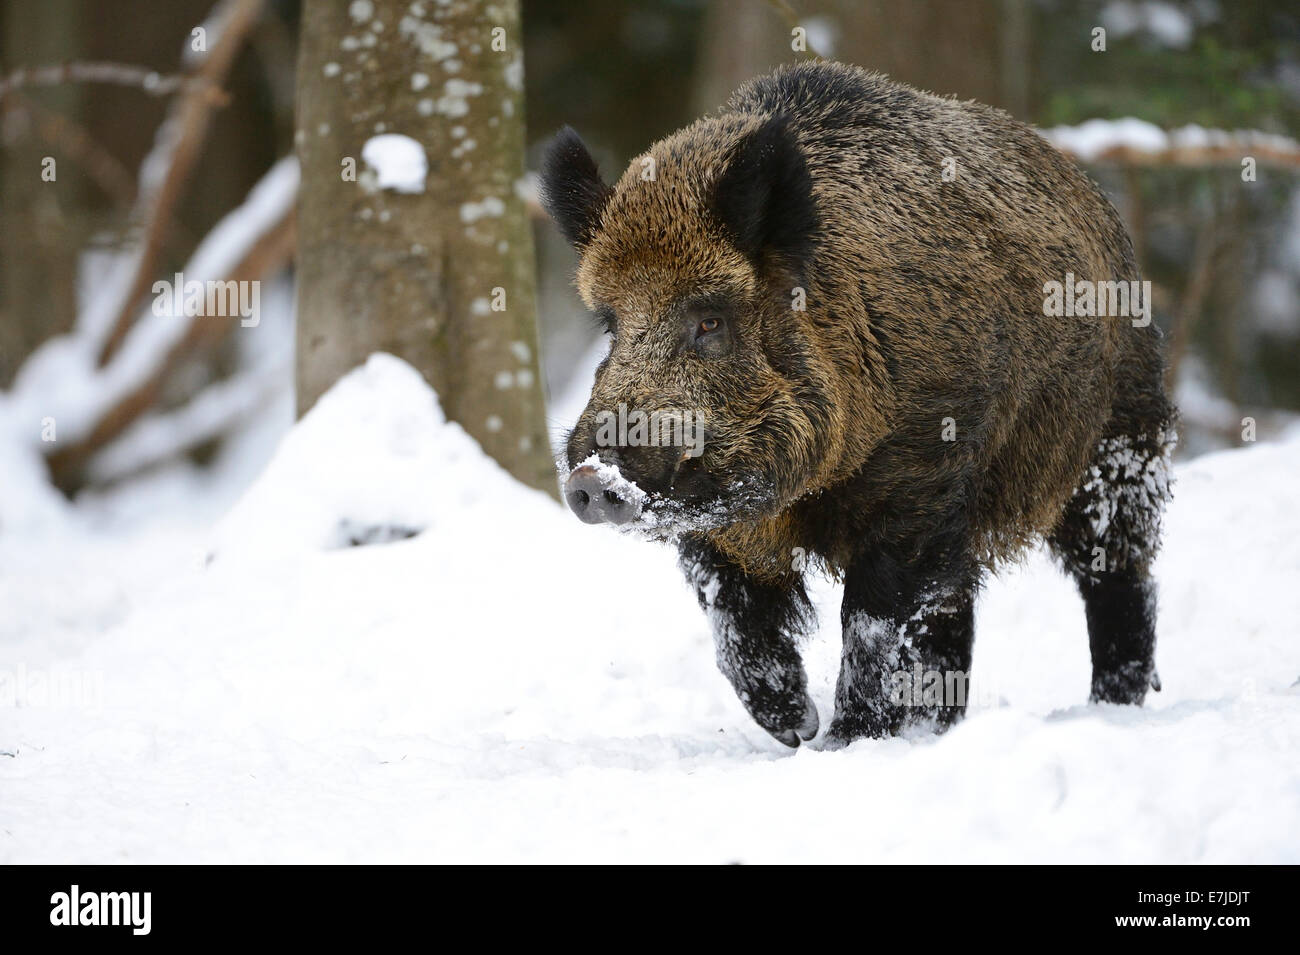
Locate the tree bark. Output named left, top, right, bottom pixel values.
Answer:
left=0, top=0, right=85, bottom=387
left=295, top=0, right=555, bottom=496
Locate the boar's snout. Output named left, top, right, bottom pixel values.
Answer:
left=564, top=464, right=642, bottom=525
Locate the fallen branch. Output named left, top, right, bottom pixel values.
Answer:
left=85, top=353, right=289, bottom=486
left=1044, top=119, right=1300, bottom=169
left=34, top=156, right=298, bottom=493
left=46, top=206, right=295, bottom=492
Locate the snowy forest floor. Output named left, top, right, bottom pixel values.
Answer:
left=2, top=354, right=1298, bottom=863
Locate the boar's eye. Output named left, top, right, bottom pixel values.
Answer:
left=689, top=310, right=731, bottom=357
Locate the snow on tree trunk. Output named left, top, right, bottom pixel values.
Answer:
left=295, top=0, right=556, bottom=497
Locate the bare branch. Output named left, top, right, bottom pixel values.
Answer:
left=0, top=61, right=205, bottom=99
left=85, top=356, right=289, bottom=486
left=95, top=0, right=265, bottom=368
left=45, top=199, right=296, bottom=492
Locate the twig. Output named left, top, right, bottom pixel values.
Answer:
left=1, top=93, right=199, bottom=250
left=764, top=0, right=826, bottom=59
left=95, top=0, right=265, bottom=368
left=1, top=91, right=138, bottom=210
left=46, top=203, right=296, bottom=492
left=86, top=356, right=289, bottom=485
left=0, top=61, right=205, bottom=99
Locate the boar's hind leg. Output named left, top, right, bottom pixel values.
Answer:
left=679, top=538, right=818, bottom=748
left=826, top=550, right=979, bottom=748
left=1048, top=423, right=1175, bottom=705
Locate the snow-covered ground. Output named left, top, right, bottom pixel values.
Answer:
left=2, top=354, right=1297, bottom=863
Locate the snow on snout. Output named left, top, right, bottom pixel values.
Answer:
left=574, top=454, right=648, bottom=510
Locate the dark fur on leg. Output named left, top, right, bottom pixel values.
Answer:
left=1049, top=421, right=1174, bottom=705
left=911, top=585, right=977, bottom=731
left=826, top=521, right=979, bottom=746
left=1079, top=567, right=1157, bottom=703
left=678, top=536, right=818, bottom=747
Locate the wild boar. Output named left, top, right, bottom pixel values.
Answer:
left=542, top=61, right=1175, bottom=748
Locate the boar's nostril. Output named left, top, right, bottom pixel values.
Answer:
left=599, top=488, right=638, bottom=525
left=565, top=465, right=613, bottom=525
left=564, top=469, right=603, bottom=524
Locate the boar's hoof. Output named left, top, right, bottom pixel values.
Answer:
left=768, top=694, right=820, bottom=748
left=772, top=728, right=801, bottom=748
left=564, top=464, right=641, bottom=526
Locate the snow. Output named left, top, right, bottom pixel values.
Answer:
left=458, top=196, right=504, bottom=223
left=572, top=452, right=648, bottom=512
left=800, top=16, right=837, bottom=58
left=398, top=13, right=458, bottom=63
left=361, top=134, right=428, bottom=193
left=1102, top=1, right=1196, bottom=49
left=5, top=158, right=298, bottom=453
left=210, top=354, right=538, bottom=560
left=1042, top=118, right=1300, bottom=163
left=1, top=354, right=1298, bottom=863
left=348, top=0, right=374, bottom=24
left=84, top=277, right=295, bottom=487
left=1044, top=117, right=1171, bottom=160
left=430, top=78, right=483, bottom=119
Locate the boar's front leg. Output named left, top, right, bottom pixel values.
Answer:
left=679, top=537, right=818, bottom=747
left=826, top=544, right=979, bottom=748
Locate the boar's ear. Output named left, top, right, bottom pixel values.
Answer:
left=540, top=126, right=613, bottom=250
left=710, top=114, right=817, bottom=268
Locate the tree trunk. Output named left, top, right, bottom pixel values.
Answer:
left=295, top=0, right=555, bottom=497
left=0, top=0, right=85, bottom=387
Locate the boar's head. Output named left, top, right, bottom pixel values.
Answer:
left=541, top=115, right=836, bottom=534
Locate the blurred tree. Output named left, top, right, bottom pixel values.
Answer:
left=682, top=0, right=1300, bottom=446
left=0, top=0, right=293, bottom=419
left=523, top=0, right=707, bottom=407
left=691, top=0, right=780, bottom=116
left=296, top=0, right=555, bottom=496
left=0, top=0, right=85, bottom=387
left=831, top=0, right=1023, bottom=115
left=1031, top=0, right=1300, bottom=433
left=689, top=0, right=1032, bottom=119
